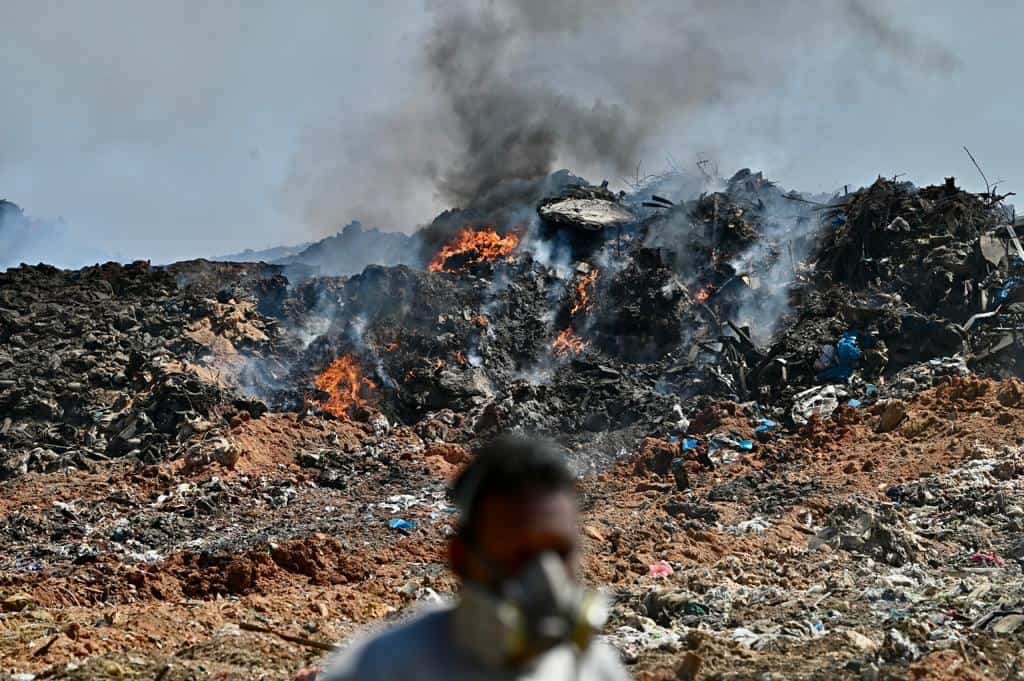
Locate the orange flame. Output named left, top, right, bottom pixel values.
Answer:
left=428, top=227, right=520, bottom=273
left=314, top=355, right=377, bottom=418
left=381, top=341, right=399, bottom=352
left=570, top=270, right=599, bottom=316
left=456, top=350, right=468, bottom=365
left=694, top=285, right=715, bottom=304
left=553, top=327, right=588, bottom=357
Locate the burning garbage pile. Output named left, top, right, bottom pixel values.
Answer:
left=312, top=355, right=378, bottom=419
left=552, top=326, right=588, bottom=357
left=237, top=166, right=1024, bottom=481
left=2, top=166, right=1024, bottom=679
left=5, top=165, right=1017, bottom=488
left=426, top=226, right=521, bottom=273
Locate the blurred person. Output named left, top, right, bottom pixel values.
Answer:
left=294, top=435, right=628, bottom=680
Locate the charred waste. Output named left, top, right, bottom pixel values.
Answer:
left=3, top=166, right=1024, bottom=679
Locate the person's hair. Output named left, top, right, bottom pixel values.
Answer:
left=451, top=435, right=575, bottom=540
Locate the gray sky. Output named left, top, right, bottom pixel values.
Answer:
left=0, top=1, right=1020, bottom=264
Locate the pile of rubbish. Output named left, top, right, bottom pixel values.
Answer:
left=2, top=167, right=1023, bottom=679
left=0, top=261, right=281, bottom=478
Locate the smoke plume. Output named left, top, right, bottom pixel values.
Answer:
left=0, top=1, right=985, bottom=268
left=286, top=0, right=960, bottom=240
left=0, top=200, right=114, bottom=270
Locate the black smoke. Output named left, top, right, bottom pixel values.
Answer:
left=286, top=0, right=960, bottom=251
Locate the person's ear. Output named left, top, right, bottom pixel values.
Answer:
left=449, top=535, right=468, bottom=579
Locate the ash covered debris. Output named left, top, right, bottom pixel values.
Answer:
left=4, top=167, right=1021, bottom=471
left=0, top=261, right=283, bottom=478
left=538, top=181, right=636, bottom=232
left=3, top=165, right=1024, bottom=680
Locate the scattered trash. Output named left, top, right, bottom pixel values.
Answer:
left=875, top=400, right=908, bottom=433
left=818, top=331, right=862, bottom=382
left=708, top=432, right=754, bottom=453
left=975, top=609, right=1024, bottom=634
left=733, top=517, right=771, bottom=534
left=791, top=385, right=846, bottom=425
left=2, top=167, right=1023, bottom=678
left=387, top=518, right=417, bottom=532
left=671, top=404, right=690, bottom=433
left=648, top=561, right=674, bottom=578
left=970, top=552, right=1006, bottom=568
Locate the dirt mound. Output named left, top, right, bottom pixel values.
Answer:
left=269, top=535, right=370, bottom=585
left=163, top=535, right=373, bottom=599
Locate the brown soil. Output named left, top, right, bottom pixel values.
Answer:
left=2, top=377, right=1023, bottom=678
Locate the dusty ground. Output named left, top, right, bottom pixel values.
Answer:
left=3, top=377, right=1022, bottom=680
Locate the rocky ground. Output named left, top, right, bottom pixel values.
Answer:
left=2, top=170, right=1023, bottom=679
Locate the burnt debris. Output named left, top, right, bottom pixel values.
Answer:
left=3, top=168, right=1020, bottom=475
left=3, top=166, right=1024, bottom=679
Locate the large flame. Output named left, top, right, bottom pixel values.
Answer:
left=570, top=270, right=599, bottom=316
left=428, top=227, right=520, bottom=273
left=553, top=326, right=588, bottom=357
left=314, top=355, right=377, bottom=418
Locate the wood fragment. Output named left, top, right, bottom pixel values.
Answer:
left=239, top=621, right=339, bottom=653
left=963, top=146, right=991, bottom=195
left=33, top=634, right=61, bottom=657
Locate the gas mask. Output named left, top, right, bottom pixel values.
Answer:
left=452, top=550, right=609, bottom=668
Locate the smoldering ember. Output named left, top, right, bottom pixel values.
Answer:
left=2, top=163, right=1024, bottom=680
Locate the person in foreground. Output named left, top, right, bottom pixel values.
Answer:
left=302, top=435, right=630, bottom=680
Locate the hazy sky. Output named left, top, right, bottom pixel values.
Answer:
left=1, top=1, right=1020, bottom=264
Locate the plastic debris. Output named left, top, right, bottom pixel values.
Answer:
left=708, top=432, right=754, bottom=452
left=970, top=552, right=1006, bottom=568
left=648, top=561, right=674, bottom=578
left=733, top=517, right=771, bottom=534
left=671, top=404, right=690, bottom=433
left=791, top=385, right=847, bottom=425
left=388, top=518, right=417, bottom=532
left=818, top=331, right=862, bottom=381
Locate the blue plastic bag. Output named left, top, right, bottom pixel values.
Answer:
left=819, top=331, right=861, bottom=381
left=998, top=278, right=1022, bottom=301
left=388, top=518, right=417, bottom=531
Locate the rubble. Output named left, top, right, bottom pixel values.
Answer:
left=538, top=196, right=636, bottom=232
left=3, top=167, right=1024, bottom=679
left=875, top=399, right=908, bottom=433
left=0, top=261, right=282, bottom=478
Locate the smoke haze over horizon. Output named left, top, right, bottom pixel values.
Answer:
left=1, top=1, right=1021, bottom=268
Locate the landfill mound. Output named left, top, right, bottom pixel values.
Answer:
left=1, top=169, right=1023, bottom=679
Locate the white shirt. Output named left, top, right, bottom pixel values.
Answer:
left=319, top=604, right=630, bottom=681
